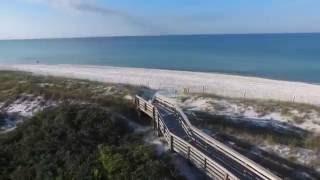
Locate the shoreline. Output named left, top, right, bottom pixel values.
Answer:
left=1, top=64, right=320, bottom=105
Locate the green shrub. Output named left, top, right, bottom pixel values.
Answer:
left=98, top=145, right=178, bottom=180
left=0, top=104, right=180, bottom=180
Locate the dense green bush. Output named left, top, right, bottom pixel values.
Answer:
left=98, top=145, right=179, bottom=180
left=0, top=104, right=179, bottom=180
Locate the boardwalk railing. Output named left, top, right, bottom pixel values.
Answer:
left=136, top=95, right=237, bottom=180
left=135, top=95, right=281, bottom=180
left=154, top=95, right=281, bottom=180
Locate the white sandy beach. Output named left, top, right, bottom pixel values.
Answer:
left=1, top=64, right=320, bottom=105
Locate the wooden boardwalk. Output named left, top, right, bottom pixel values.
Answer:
left=135, top=95, right=281, bottom=180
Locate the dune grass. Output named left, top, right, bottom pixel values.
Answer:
left=189, top=110, right=320, bottom=151
left=198, top=93, right=320, bottom=121
left=186, top=111, right=320, bottom=179
left=0, top=71, right=184, bottom=179
left=0, top=71, right=144, bottom=114
left=189, top=93, right=320, bottom=151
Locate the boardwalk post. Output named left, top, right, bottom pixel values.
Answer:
left=144, top=102, right=147, bottom=111
left=153, top=107, right=156, bottom=130
left=135, top=97, right=139, bottom=109
left=157, top=114, right=160, bottom=137
left=170, top=135, right=174, bottom=152
left=224, top=174, right=229, bottom=180
left=136, top=97, right=141, bottom=120
left=135, top=95, right=281, bottom=180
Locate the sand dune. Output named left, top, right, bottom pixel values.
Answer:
left=1, top=64, right=320, bottom=105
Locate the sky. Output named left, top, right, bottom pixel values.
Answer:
left=0, top=0, right=320, bottom=39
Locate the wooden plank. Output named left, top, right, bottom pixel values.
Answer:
left=206, top=164, right=226, bottom=178
left=152, top=93, right=275, bottom=179
left=171, top=134, right=239, bottom=180
left=173, top=140, right=188, bottom=151
left=173, top=142, right=188, bottom=153
left=136, top=96, right=241, bottom=180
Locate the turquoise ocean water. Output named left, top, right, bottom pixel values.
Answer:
left=0, top=33, right=320, bottom=83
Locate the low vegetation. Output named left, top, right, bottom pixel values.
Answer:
left=0, top=71, right=140, bottom=106
left=189, top=111, right=320, bottom=151
left=0, top=104, right=180, bottom=179
left=0, top=71, right=182, bottom=180
left=182, top=93, right=320, bottom=178
left=199, top=93, right=320, bottom=124
left=186, top=111, right=320, bottom=179
left=187, top=93, right=320, bottom=150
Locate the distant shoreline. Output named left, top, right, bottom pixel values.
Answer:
left=1, top=64, right=320, bottom=106
left=1, top=62, right=319, bottom=85
left=1, top=34, right=320, bottom=84
left=1, top=32, right=320, bottom=41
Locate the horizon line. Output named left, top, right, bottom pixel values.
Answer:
left=1, top=32, right=320, bottom=41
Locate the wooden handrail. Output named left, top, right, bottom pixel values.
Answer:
left=136, top=95, right=238, bottom=179
left=171, top=133, right=239, bottom=180
left=152, top=95, right=281, bottom=180
left=135, top=95, right=280, bottom=180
